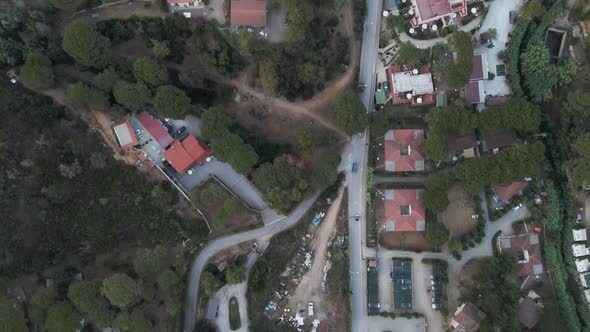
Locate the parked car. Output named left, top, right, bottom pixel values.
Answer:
left=176, top=126, right=187, bottom=136
left=576, top=213, right=583, bottom=224
left=308, top=302, right=314, bottom=316
left=377, top=82, right=382, bottom=91
left=383, top=81, right=389, bottom=91
left=509, top=10, right=518, bottom=24
left=352, top=162, right=359, bottom=173
left=513, top=203, right=523, bottom=210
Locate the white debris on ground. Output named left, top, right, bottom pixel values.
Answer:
left=310, top=319, right=321, bottom=332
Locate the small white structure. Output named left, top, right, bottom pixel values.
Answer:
left=431, top=24, right=438, bottom=31
left=574, top=229, right=588, bottom=242
left=585, top=289, right=590, bottom=303
left=577, top=258, right=590, bottom=273
left=580, top=272, right=590, bottom=288
left=383, top=10, right=390, bottom=17
left=573, top=244, right=590, bottom=257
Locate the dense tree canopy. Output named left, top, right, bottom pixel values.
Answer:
left=19, top=52, right=54, bottom=90
left=62, top=20, right=111, bottom=68
left=154, top=85, right=191, bottom=118
left=331, top=92, right=368, bottom=133
left=113, top=309, right=155, bottom=332
left=201, top=271, right=223, bottom=296
left=285, top=0, right=314, bottom=42
left=200, top=109, right=231, bottom=140
left=67, top=82, right=109, bottom=111
left=252, top=155, right=309, bottom=212
left=565, top=133, right=590, bottom=189
left=113, top=81, right=150, bottom=111
left=0, top=297, right=27, bottom=332
left=396, top=41, right=421, bottom=65
left=520, top=0, right=546, bottom=18
left=102, top=273, right=142, bottom=308
left=133, top=56, right=167, bottom=86
left=225, top=264, right=247, bottom=284
left=421, top=173, right=451, bottom=213
left=50, top=0, right=82, bottom=11
left=45, top=302, right=80, bottom=332
left=157, top=269, right=180, bottom=293
left=151, top=39, right=170, bottom=59
left=94, top=67, right=120, bottom=92
left=67, top=279, right=115, bottom=327
left=425, top=221, right=449, bottom=248
left=30, top=288, right=58, bottom=326
left=212, top=133, right=259, bottom=174
left=460, top=255, right=520, bottom=330
left=133, top=245, right=168, bottom=277
left=297, top=128, right=319, bottom=158
left=258, top=61, right=279, bottom=95
left=311, top=150, right=341, bottom=190
left=447, top=31, right=473, bottom=88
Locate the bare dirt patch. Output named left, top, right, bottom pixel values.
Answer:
left=447, top=258, right=483, bottom=310
left=440, top=184, right=477, bottom=239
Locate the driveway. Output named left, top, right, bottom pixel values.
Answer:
left=475, top=0, right=525, bottom=96
left=184, top=193, right=319, bottom=332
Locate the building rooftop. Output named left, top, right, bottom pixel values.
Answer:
left=384, top=129, right=425, bottom=172
left=410, top=0, right=467, bottom=27
left=450, top=302, right=486, bottom=332
left=493, top=181, right=529, bottom=203
left=136, top=112, right=174, bottom=149
left=164, top=140, right=195, bottom=174
left=519, top=297, right=542, bottom=329
left=230, top=0, right=267, bottom=27
left=482, top=130, right=519, bottom=152
left=384, top=189, right=426, bottom=232
left=580, top=272, right=590, bottom=288
left=465, top=80, right=485, bottom=104
left=392, top=71, right=434, bottom=95
left=388, top=65, right=435, bottom=106
left=573, top=228, right=588, bottom=242
left=577, top=258, right=590, bottom=273
left=447, top=132, right=477, bottom=160
left=573, top=243, right=590, bottom=257
left=113, top=119, right=138, bottom=150
left=182, top=134, right=211, bottom=164
left=470, top=54, right=488, bottom=81
left=498, top=233, right=543, bottom=277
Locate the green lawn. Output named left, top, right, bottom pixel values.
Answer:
left=229, top=297, right=241, bottom=330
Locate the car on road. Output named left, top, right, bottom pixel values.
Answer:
left=307, top=302, right=314, bottom=316
left=377, top=82, right=382, bottom=91
left=352, top=162, right=358, bottom=173
left=577, top=213, right=583, bottom=224
left=354, top=214, right=360, bottom=221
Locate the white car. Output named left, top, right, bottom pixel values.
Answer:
left=307, top=302, right=314, bottom=316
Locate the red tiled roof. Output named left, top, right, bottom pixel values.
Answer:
left=136, top=112, right=174, bottom=148
left=181, top=134, right=212, bottom=164
left=415, top=0, right=452, bottom=21
left=164, top=140, right=195, bottom=174
left=385, top=189, right=426, bottom=231
left=453, top=302, right=486, bottom=332
left=465, top=81, right=483, bottom=104
left=230, top=0, right=267, bottom=27
left=470, top=55, right=484, bottom=80
left=493, top=181, right=529, bottom=203
left=499, top=233, right=543, bottom=277
left=113, top=119, right=138, bottom=150
left=384, top=129, right=425, bottom=172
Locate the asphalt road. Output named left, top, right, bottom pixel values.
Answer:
left=183, top=193, right=319, bottom=332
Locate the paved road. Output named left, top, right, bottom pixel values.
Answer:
left=183, top=193, right=319, bottom=332
left=358, top=0, right=382, bottom=109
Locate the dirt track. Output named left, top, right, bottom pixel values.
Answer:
left=286, top=183, right=346, bottom=319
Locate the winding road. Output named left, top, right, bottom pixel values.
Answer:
left=183, top=193, right=320, bottom=332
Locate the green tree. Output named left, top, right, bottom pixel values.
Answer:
left=113, top=309, right=155, bottom=332
left=67, top=279, right=115, bottom=327
left=331, top=92, right=368, bottom=133
left=565, top=133, right=590, bottom=189
left=133, top=245, right=168, bottom=277
left=447, top=31, right=473, bottom=88
left=296, top=63, right=325, bottom=84
left=113, top=81, right=150, bottom=111
left=248, top=258, right=271, bottom=292
left=225, top=264, right=246, bottom=284
left=154, top=85, right=191, bottom=118
left=133, top=56, right=167, bottom=86
left=19, top=52, right=54, bottom=90
left=154, top=0, right=169, bottom=12
left=157, top=269, right=180, bottom=293
left=50, top=0, right=82, bottom=11
left=45, top=302, right=80, bottom=332
left=425, top=221, right=449, bottom=248
left=520, top=0, right=546, bottom=18
left=0, top=297, right=27, bottom=332
left=62, top=20, right=111, bottom=68
left=449, top=239, right=462, bottom=252
left=396, top=41, right=421, bottom=65
left=285, top=0, right=313, bottom=42
left=94, top=67, right=119, bottom=92
left=211, top=133, right=259, bottom=174
left=30, top=288, right=58, bottom=327
left=259, top=61, right=279, bottom=95
left=252, top=155, right=308, bottom=212
left=200, top=109, right=231, bottom=140
left=201, top=271, right=223, bottom=296
left=311, top=150, right=341, bottom=190
left=298, top=128, right=319, bottom=158
left=421, top=174, right=451, bottom=213
left=67, top=82, right=110, bottom=111
left=151, top=39, right=170, bottom=59
left=561, top=91, right=590, bottom=143
left=102, top=273, right=142, bottom=308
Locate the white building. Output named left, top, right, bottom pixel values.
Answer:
left=573, top=243, right=590, bottom=257
left=577, top=258, right=590, bottom=273
left=573, top=228, right=588, bottom=242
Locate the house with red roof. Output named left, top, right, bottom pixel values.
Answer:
left=387, top=65, right=435, bottom=106
left=409, top=0, right=468, bottom=28
left=464, top=54, right=489, bottom=105
left=164, top=134, right=212, bottom=174
left=136, top=112, right=174, bottom=149
left=112, top=119, right=138, bottom=150
left=450, top=302, right=487, bottom=332
left=493, top=181, right=529, bottom=204
left=230, top=0, right=267, bottom=27
left=384, top=129, right=425, bottom=172
left=384, top=189, right=426, bottom=232
left=497, top=233, right=543, bottom=277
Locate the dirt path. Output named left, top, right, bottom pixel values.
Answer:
left=286, top=183, right=346, bottom=319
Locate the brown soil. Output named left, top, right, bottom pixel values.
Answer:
left=440, top=184, right=477, bottom=239
left=286, top=184, right=346, bottom=320
left=447, top=258, right=483, bottom=310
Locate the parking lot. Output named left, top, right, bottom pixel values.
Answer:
left=392, top=259, right=413, bottom=310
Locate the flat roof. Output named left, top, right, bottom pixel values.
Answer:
left=113, top=120, right=138, bottom=150
left=392, top=71, right=434, bottom=95
left=393, top=259, right=413, bottom=310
